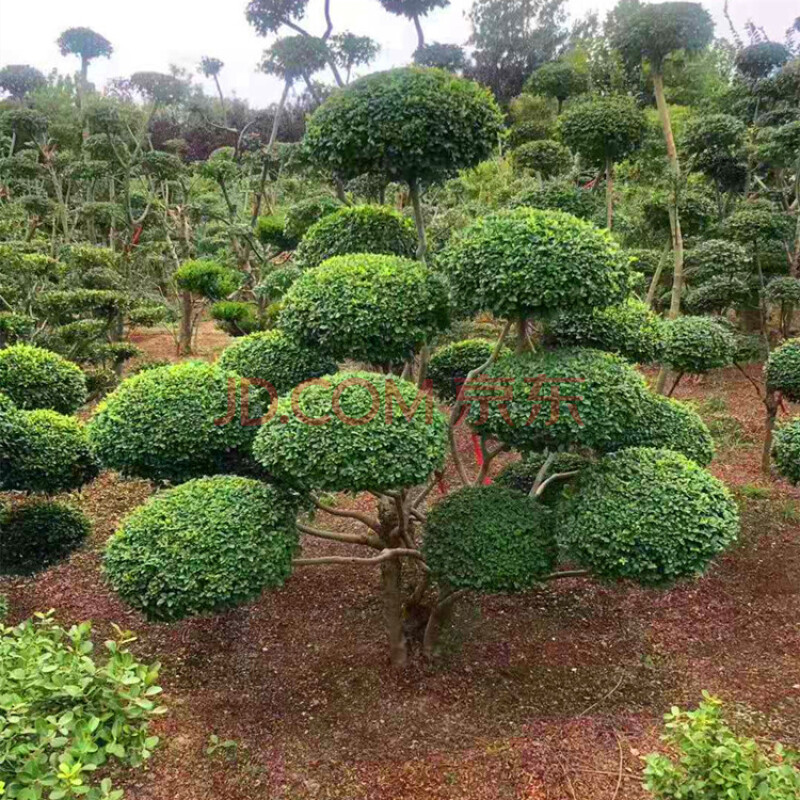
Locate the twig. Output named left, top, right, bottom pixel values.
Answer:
left=559, top=759, right=579, bottom=800
left=611, top=730, right=624, bottom=800
left=577, top=672, right=626, bottom=718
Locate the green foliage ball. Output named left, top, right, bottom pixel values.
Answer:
left=525, top=60, right=588, bottom=103
left=438, top=208, right=631, bottom=320
left=279, top=254, right=450, bottom=366
left=772, top=418, right=800, bottom=484
left=422, top=484, right=557, bottom=593
left=0, top=344, right=87, bottom=414
left=766, top=339, right=800, bottom=401
left=427, top=339, right=511, bottom=401
left=87, top=361, right=260, bottom=485
left=105, top=476, right=298, bottom=622
left=662, top=316, right=737, bottom=374
left=685, top=240, right=750, bottom=281
left=174, top=260, right=240, bottom=300
left=256, top=214, right=297, bottom=252
left=254, top=371, right=449, bottom=493
left=558, top=447, right=739, bottom=584
left=766, top=277, right=800, bottom=308
left=0, top=500, right=90, bottom=575
left=283, top=196, right=342, bottom=242
left=210, top=301, right=261, bottom=337
left=511, top=140, right=572, bottom=178
left=293, top=205, right=417, bottom=270
left=511, top=180, right=598, bottom=220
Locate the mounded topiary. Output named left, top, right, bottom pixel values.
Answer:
left=279, top=254, right=450, bottom=366
left=684, top=240, right=750, bottom=281
left=511, top=140, right=572, bottom=178
left=2, top=410, right=99, bottom=495
left=495, top=452, right=589, bottom=504
left=557, top=447, right=739, bottom=584
left=284, top=195, right=342, bottom=243
left=217, top=330, right=338, bottom=394
left=293, top=205, right=417, bottom=270
left=547, top=298, right=666, bottom=364
left=662, top=316, right=737, bottom=375
left=422, top=484, right=557, bottom=593
left=765, top=338, right=800, bottom=401
left=104, top=476, right=299, bottom=622
left=0, top=344, right=87, bottom=414
left=87, top=361, right=260, bottom=485
left=510, top=180, right=598, bottom=220
left=427, top=339, right=511, bottom=401
left=772, top=418, right=800, bottom=484
left=0, top=500, right=91, bottom=575
left=438, top=208, right=631, bottom=320
left=253, top=371, right=449, bottom=493
left=174, top=259, right=240, bottom=300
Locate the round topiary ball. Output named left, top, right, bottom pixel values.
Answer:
left=279, top=254, right=450, bottom=366
left=511, top=139, right=572, bottom=178
left=87, top=361, right=261, bottom=485
left=284, top=195, right=342, bottom=243
left=217, top=330, right=338, bottom=395
left=511, top=180, right=598, bottom=220
left=3, top=410, right=99, bottom=495
left=772, top=418, right=800, bottom=484
left=427, top=339, right=511, bottom=401
left=437, top=208, right=631, bottom=320
left=547, top=298, right=666, bottom=364
left=0, top=500, right=91, bottom=575
left=422, top=484, right=557, bottom=593
left=104, top=476, right=299, bottom=621
left=766, top=338, right=800, bottom=401
left=557, top=447, right=739, bottom=584
left=662, top=316, right=737, bottom=374
left=293, top=205, right=417, bottom=270
left=0, top=344, right=87, bottom=414
left=254, top=371, right=449, bottom=493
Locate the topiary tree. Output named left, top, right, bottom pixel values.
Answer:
left=427, top=339, right=511, bottom=401
left=0, top=64, right=46, bottom=100
left=510, top=180, right=598, bottom=220
left=303, top=67, right=504, bottom=259
left=198, top=56, right=227, bottom=120
left=330, top=32, right=380, bottom=83
left=735, top=42, right=792, bottom=83
left=511, top=139, right=572, bottom=179
left=763, top=338, right=800, bottom=474
left=525, top=60, right=589, bottom=114
left=283, top=195, right=342, bottom=242
left=560, top=95, right=647, bottom=228
left=413, top=43, right=468, bottom=73
left=378, top=0, right=450, bottom=49
left=293, top=205, right=417, bottom=269
left=0, top=344, right=87, bottom=414
left=57, top=27, right=113, bottom=109
left=279, top=254, right=450, bottom=367
left=260, top=35, right=331, bottom=99
left=766, top=277, right=800, bottom=339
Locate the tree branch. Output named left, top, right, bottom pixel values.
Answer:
left=530, top=452, right=557, bottom=497
left=294, top=548, right=428, bottom=569
left=534, top=470, right=581, bottom=498
left=297, top=521, right=381, bottom=548
left=311, top=495, right=381, bottom=533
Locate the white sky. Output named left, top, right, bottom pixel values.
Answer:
left=0, top=0, right=795, bottom=106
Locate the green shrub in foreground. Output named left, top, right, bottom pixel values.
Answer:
left=423, top=484, right=557, bottom=593
left=0, top=613, right=165, bottom=799
left=427, top=339, right=511, bottom=401
left=558, top=447, right=739, bottom=584
left=662, top=315, right=737, bottom=374
left=772, top=418, right=800, bottom=484
left=105, top=476, right=299, bottom=622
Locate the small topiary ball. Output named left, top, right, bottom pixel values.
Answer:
left=0, top=500, right=91, bottom=575
left=422, top=484, right=557, bottom=593
left=217, top=330, right=338, bottom=395
left=254, top=371, right=449, bottom=493
left=279, top=254, right=450, bottom=366
left=0, top=344, right=87, bottom=414
left=3, top=410, right=99, bottom=495
left=495, top=452, right=589, bottom=504
left=547, top=298, right=666, bottom=364
left=511, top=139, right=572, bottom=178
left=427, top=339, right=511, bottom=401
left=87, top=361, right=260, bottom=485
left=293, top=205, right=417, bottom=269
left=766, top=339, right=800, bottom=401
left=662, top=316, right=737, bottom=374
left=437, top=208, right=631, bottom=320
left=557, top=447, right=739, bottom=585
left=772, top=418, right=800, bottom=484
left=104, top=476, right=299, bottom=622
left=283, top=195, right=342, bottom=243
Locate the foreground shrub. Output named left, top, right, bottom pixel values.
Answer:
left=427, top=339, right=511, bottom=401
left=218, top=330, right=338, bottom=395
left=423, top=484, right=557, bottom=593
left=772, top=418, right=800, bottom=484
left=293, top=205, right=417, bottom=269
left=662, top=315, right=737, bottom=374
left=105, top=476, right=298, bottom=621
left=766, top=338, right=800, bottom=400
left=0, top=613, right=165, bottom=799
left=0, top=344, right=87, bottom=414
left=0, top=500, right=90, bottom=575
left=558, top=448, right=739, bottom=584
left=644, top=694, right=800, bottom=798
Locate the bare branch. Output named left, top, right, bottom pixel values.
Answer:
left=311, top=495, right=381, bottom=533
left=294, top=548, right=428, bottom=569
left=296, top=521, right=381, bottom=548
left=534, top=470, right=581, bottom=498
left=530, top=452, right=557, bottom=497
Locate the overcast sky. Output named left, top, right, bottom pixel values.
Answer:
left=0, top=0, right=795, bottom=107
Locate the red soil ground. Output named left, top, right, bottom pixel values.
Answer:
left=2, top=324, right=799, bottom=799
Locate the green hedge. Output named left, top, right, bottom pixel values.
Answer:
left=557, top=447, right=739, bottom=584
left=662, top=316, right=737, bottom=374
left=422, top=484, right=557, bottom=593
left=105, top=476, right=298, bottom=621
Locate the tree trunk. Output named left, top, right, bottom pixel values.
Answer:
left=413, top=14, right=425, bottom=50
left=763, top=391, right=779, bottom=475
left=178, top=290, right=193, bottom=356
left=515, top=317, right=529, bottom=355
left=409, top=180, right=427, bottom=262
left=381, top=557, right=408, bottom=668
left=213, top=75, right=226, bottom=124
left=605, top=156, right=614, bottom=230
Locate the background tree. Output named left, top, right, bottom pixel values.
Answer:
left=526, top=59, right=589, bottom=114
left=378, top=0, right=450, bottom=50
left=329, top=32, right=380, bottom=83
left=413, top=43, right=468, bottom=73
left=198, top=56, right=226, bottom=121
left=0, top=65, right=47, bottom=101
left=56, top=27, right=113, bottom=112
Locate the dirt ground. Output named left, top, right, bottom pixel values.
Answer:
left=2, top=323, right=800, bottom=799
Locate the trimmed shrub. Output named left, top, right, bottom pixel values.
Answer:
left=254, top=371, right=449, bottom=493
left=293, top=205, right=417, bottom=270
left=174, top=259, right=240, bottom=300
left=284, top=195, right=342, bottom=242
left=438, top=208, right=631, bottom=320
left=87, top=361, right=260, bottom=485
left=3, top=410, right=99, bottom=495
left=427, top=339, right=511, bottom=401
left=511, top=180, right=598, bottom=220
left=662, top=316, right=737, bottom=374
left=105, top=476, right=298, bottom=622
left=684, top=240, right=750, bottom=281
left=256, top=265, right=302, bottom=304
left=547, top=298, right=666, bottom=364
left=279, top=254, right=450, bottom=366
left=558, top=447, right=739, bottom=584
left=423, top=484, right=557, bottom=593
left=0, top=344, right=87, bottom=414
left=0, top=614, right=164, bottom=798
left=218, top=330, right=338, bottom=394
left=495, top=452, right=589, bottom=504
left=766, top=339, right=800, bottom=400
left=210, top=301, right=262, bottom=337
left=256, top=214, right=297, bottom=252
left=0, top=311, right=35, bottom=344
left=0, top=500, right=90, bottom=575
left=511, top=139, right=572, bottom=178
left=684, top=276, right=751, bottom=314
left=772, top=418, right=800, bottom=484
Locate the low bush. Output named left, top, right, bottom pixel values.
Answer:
left=210, top=301, right=262, bottom=337
left=772, top=418, right=800, bottom=484
left=766, top=338, right=800, bottom=400
left=427, top=339, right=511, bottom=401
left=662, top=316, right=737, bottom=374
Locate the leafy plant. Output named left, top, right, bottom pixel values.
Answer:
left=427, top=339, right=510, bottom=401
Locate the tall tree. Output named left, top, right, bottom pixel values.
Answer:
left=377, top=0, right=450, bottom=50
left=329, top=32, right=380, bottom=84
left=57, top=27, right=113, bottom=111
left=0, top=65, right=46, bottom=101
left=198, top=57, right=227, bottom=122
